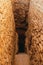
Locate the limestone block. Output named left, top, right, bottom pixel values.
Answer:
left=27, top=0, right=43, bottom=65
left=0, top=0, right=16, bottom=65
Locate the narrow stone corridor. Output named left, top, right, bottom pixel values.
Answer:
left=0, top=0, right=43, bottom=65
left=13, top=0, right=29, bottom=64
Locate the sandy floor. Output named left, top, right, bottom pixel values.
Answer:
left=14, top=53, right=30, bottom=65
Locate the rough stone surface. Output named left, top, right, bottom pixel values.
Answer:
left=11, top=0, right=29, bottom=34
left=0, top=0, right=16, bottom=65
left=27, top=0, right=43, bottom=65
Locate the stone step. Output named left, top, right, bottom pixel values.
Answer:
left=14, top=53, right=30, bottom=65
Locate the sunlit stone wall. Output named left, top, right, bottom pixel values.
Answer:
left=0, top=0, right=16, bottom=65
left=27, top=0, right=43, bottom=65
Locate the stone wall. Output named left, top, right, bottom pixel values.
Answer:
left=27, top=0, right=43, bottom=65
left=0, top=0, right=16, bottom=65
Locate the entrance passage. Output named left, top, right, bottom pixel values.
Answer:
left=16, top=15, right=28, bottom=54
left=18, top=34, right=26, bottom=53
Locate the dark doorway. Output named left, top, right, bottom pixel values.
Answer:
left=16, top=14, right=28, bottom=54
left=18, top=34, right=26, bottom=53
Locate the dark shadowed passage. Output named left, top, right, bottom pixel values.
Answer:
left=16, top=19, right=28, bottom=54
left=18, top=34, right=26, bottom=53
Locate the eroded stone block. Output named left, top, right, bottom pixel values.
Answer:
left=27, top=0, right=43, bottom=65
left=0, top=0, right=16, bottom=65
